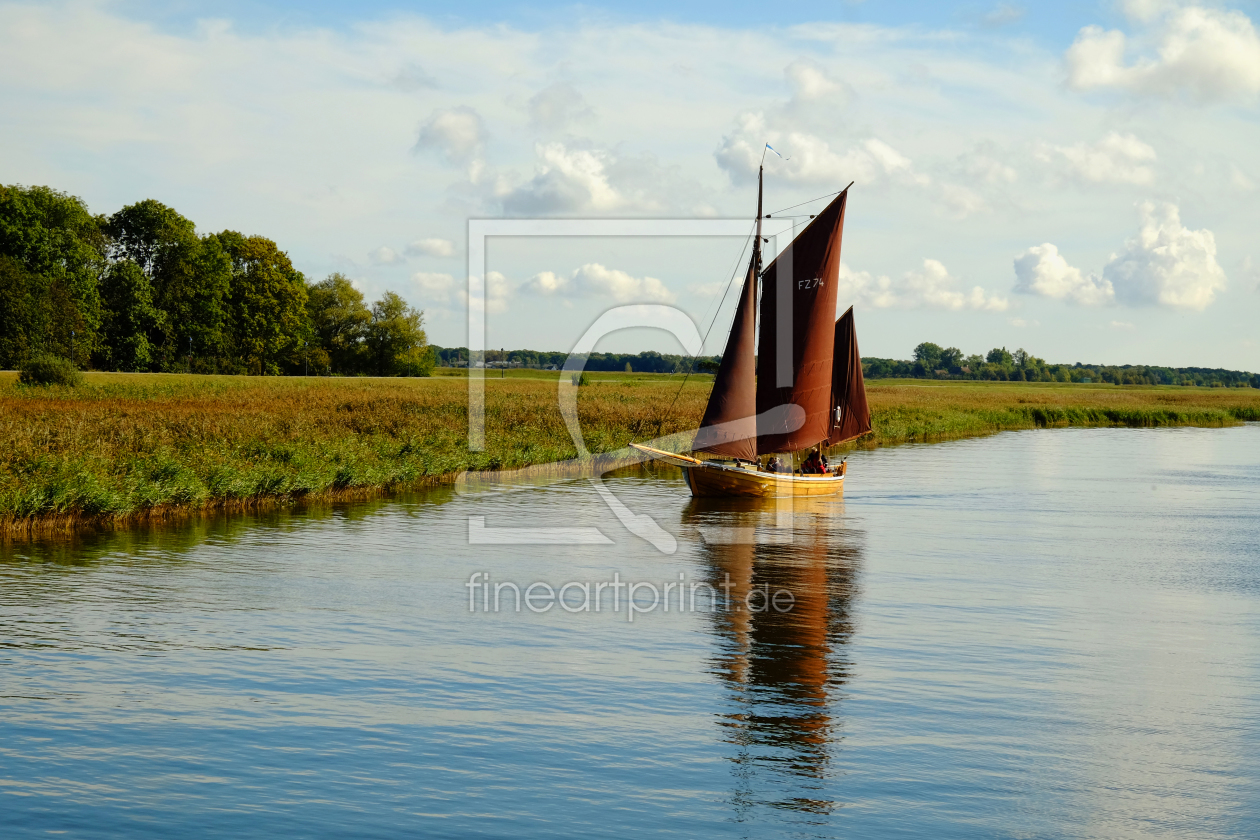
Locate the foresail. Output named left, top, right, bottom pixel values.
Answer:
left=694, top=258, right=758, bottom=460
left=755, top=188, right=848, bottom=455
left=827, top=305, right=872, bottom=445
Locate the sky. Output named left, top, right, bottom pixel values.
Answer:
left=2, top=0, right=1259, bottom=368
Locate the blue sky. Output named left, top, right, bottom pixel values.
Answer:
left=3, top=0, right=1259, bottom=368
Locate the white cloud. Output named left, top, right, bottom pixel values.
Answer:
left=499, top=142, right=671, bottom=215
left=1014, top=243, right=1116, bottom=305
left=716, top=111, right=929, bottom=189
left=368, top=245, right=403, bottom=265
left=413, top=271, right=456, bottom=302
left=458, top=270, right=510, bottom=313
left=406, top=237, right=456, bottom=258
left=835, top=259, right=1008, bottom=311
left=1104, top=201, right=1226, bottom=309
left=784, top=59, right=849, bottom=103
left=528, top=82, right=593, bottom=130
left=1015, top=203, right=1225, bottom=310
left=522, top=263, right=675, bottom=303
left=415, top=106, right=486, bottom=166
left=1039, top=132, right=1157, bottom=185
left=1066, top=7, right=1260, bottom=101
left=1111, top=319, right=1136, bottom=329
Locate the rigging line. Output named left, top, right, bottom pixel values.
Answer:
left=765, top=187, right=845, bottom=218
left=659, top=219, right=756, bottom=434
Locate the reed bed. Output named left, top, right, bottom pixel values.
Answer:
left=2, top=370, right=1257, bottom=535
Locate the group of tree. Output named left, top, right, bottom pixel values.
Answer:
left=864, top=342, right=1260, bottom=388
left=433, top=347, right=720, bottom=374
left=0, top=184, right=432, bottom=376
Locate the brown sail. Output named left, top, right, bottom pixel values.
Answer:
left=827, top=306, right=871, bottom=445
left=694, top=170, right=762, bottom=461
left=755, top=188, right=849, bottom=455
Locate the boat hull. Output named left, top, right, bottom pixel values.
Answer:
left=628, top=443, right=844, bottom=498
left=683, top=463, right=844, bottom=498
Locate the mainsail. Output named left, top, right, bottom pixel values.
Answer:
left=754, top=188, right=849, bottom=455
left=693, top=169, right=762, bottom=461
left=827, top=305, right=871, bottom=445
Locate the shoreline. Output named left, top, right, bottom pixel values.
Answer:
left=3, top=371, right=1259, bottom=540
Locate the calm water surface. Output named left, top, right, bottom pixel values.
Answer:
left=2, top=426, right=1259, bottom=838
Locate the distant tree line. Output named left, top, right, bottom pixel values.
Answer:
left=865, top=342, right=1260, bottom=388
left=0, top=184, right=432, bottom=376
left=434, top=347, right=720, bottom=373
left=436, top=339, right=1258, bottom=389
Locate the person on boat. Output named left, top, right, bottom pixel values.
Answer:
left=801, top=449, right=825, bottom=475
left=766, top=456, right=786, bottom=473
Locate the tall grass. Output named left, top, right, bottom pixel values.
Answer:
left=1, top=371, right=1257, bottom=534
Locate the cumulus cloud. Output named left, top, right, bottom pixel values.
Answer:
left=1014, top=243, right=1116, bottom=305
left=368, top=245, right=404, bottom=265
left=716, top=111, right=928, bottom=188
left=528, top=82, right=593, bottom=130
left=499, top=142, right=673, bottom=215
left=406, top=237, right=456, bottom=258
left=458, top=270, right=510, bottom=313
left=1066, top=6, right=1260, bottom=101
left=1104, top=201, right=1226, bottom=309
left=413, top=271, right=456, bottom=302
left=522, top=263, right=675, bottom=303
left=1038, top=132, right=1157, bottom=185
left=784, top=59, right=850, bottom=103
left=415, top=106, right=486, bottom=164
left=835, top=259, right=1009, bottom=311
left=1111, top=319, right=1136, bottom=329
left=1016, top=202, right=1226, bottom=310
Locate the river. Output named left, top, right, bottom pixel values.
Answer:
left=2, top=425, right=1259, bottom=838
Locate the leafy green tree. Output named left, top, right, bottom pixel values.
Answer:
left=365, top=291, right=426, bottom=376
left=940, top=346, right=963, bottom=372
left=306, top=273, right=371, bottom=374
left=0, top=185, right=105, bottom=366
left=913, top=342, right=944, bottom=370
left=106, top=200, right=231, bottom=367
left=213, top=231, right=310, bottom=375
left=99, top=259, right=164, bottom=371
left=986, top=347, right=1013, bottom=366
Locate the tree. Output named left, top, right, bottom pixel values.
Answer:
left=99, top=260, right=163, bottom=371
left=987, top=347, right=1013, bottom=366
left=214, top=231, right=309, bottom=375
left=1013, top=347, right=1029, bottom=367
left=364, top=291, right=426, bottom=376
left=912, top=342, right=942, bottom=370
left=940, top=346, right=963, bottom=372
left=306, top=273, right=371, bottom=373
left=106, top=200, right=231, bottom=367
left=0, top=185, right=105, bottom=366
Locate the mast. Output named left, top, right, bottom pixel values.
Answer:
left=692, top=167, right=762, bottom=461
left=754, top=186, right=850, bottom=455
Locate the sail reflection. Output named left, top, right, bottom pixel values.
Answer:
left=685, top=496, right=860, bottom=818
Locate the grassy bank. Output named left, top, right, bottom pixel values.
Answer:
left=2, top=370, right=1258, bottom=535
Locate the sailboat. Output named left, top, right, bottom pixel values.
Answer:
left=631, top=166, right=871, bottom=497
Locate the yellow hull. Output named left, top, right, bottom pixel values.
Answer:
left=629, top=443, right=844, bottom=498
left=684, top=462, right=843, bottom=498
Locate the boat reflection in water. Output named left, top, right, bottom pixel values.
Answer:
left=683, top=495, right=861, bottom=820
